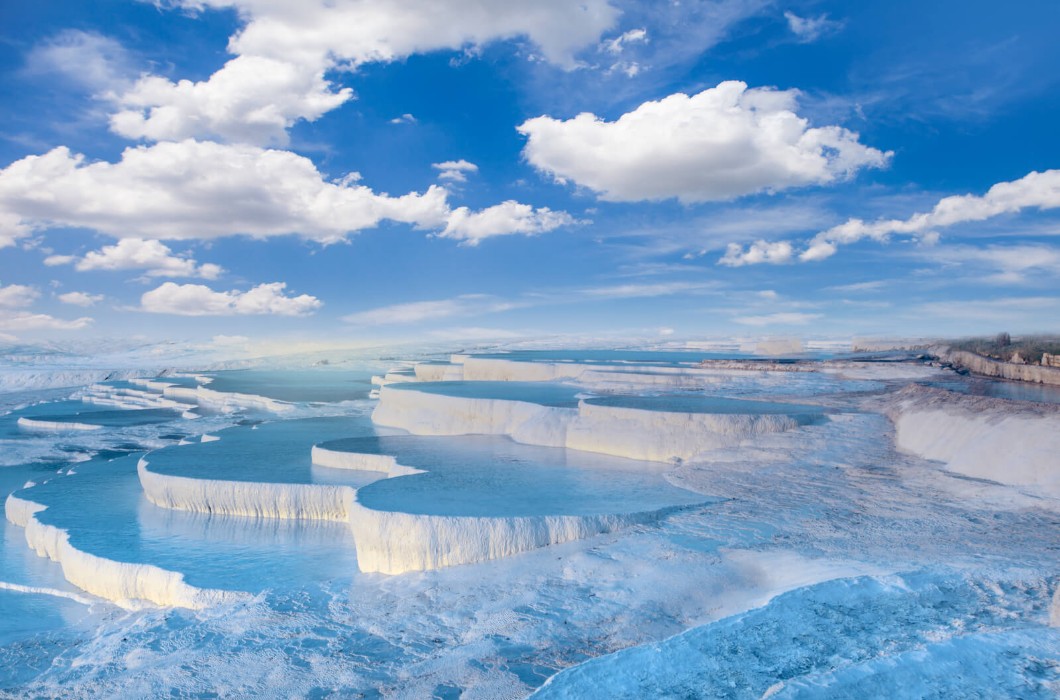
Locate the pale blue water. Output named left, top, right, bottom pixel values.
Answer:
left=145, top=416, right=383, bottom=487
left=472, top=350, right=764, bottom=365
left=388, top=380, right=587, bottom=407
left=202, top=368, right=376, bottom=403
left=19, top=407, right=183, bottom=428
left=326, top=434, right=709, bottom=517
left=13, top=453, right=360, bottom=593
left=923, top=377, right=1060, bottom=405
left=585, top=394, right=829, bottom=416
left=0, top=360, right=1056, bottom=697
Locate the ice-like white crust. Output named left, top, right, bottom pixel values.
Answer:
left=138, top=458, right=352, bottom=521
left=566, top=402, right=802, bottom=463
left=413, top=363, right=465, bottom=382
left=310, top=446, right=424, bottom=477
left=17, top=417, right=103, bottom=432
left=161, top=385, right=293, bottom=414
left=372, top=387, right=574, bottom=447
left=5, top=492, right=241, bottom=609
left=347, top=499, right=683, bottom=575
left=80, top=384, right=191, bottom=411
left=141, top=444, right=692, bottom=576
left=886, top=385, right=1060, bottom=498
left=372, top=386, right=810, bottom=463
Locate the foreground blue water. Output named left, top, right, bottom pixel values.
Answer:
left=0, top=354, right=1056, bottom=697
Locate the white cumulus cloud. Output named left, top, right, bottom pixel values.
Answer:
left=801, top=169, right=1060, bottom=262
left=111, top=56, right=351, bottom=146
left=0, top=140, right=570, bottom=246
left=58, top=291, right=105, bottom=307
left=518, top=80, right=890, bottom=203
left=0, top=140, right=449, bottom=244
left=0, top=313, right=93, bottom=331
left=718, top=240, right=794, bottom=267
left=0, top=284, right=40, bottom=308
left=111, top=0, right=619, bottom=144
left=48, top=239, right=222, bottom=279
left=439, top=201, right=577, bottom=245
left=140, top=282, right=322, bottom=316
left=432, top=159, right=479, bottom=183
left=718, top=170, right=1060, bottom=266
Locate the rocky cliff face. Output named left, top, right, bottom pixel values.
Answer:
left=934, top=347, right=1060, bottom=386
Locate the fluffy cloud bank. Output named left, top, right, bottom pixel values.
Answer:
left=518, top=80, right=890, bottom=203
left=47, top=239, right=222, bottom=279
left=439, top=201, right=576, bottom=245
left=0, top=140, right=569, bottom=245
left=140, top=282, right=321, bottom=316
left=800, top=169, right=1060, bottom=261
left=58, top=291, right=104, bottom=307
left=718, top=240, right=794, bottom=267
left=0, top=284, right=39, bottom=308
left=0, top=283, right=93, bottom=334
left=719, top=169, right=1060, bottom=265
left=112, top=0, right=619, bottom=144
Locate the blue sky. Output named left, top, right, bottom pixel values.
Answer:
left=0, top=0, right=1058, bottom=349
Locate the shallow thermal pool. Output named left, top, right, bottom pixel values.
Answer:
left=13, top=453, right=360, bottom=593
left=19, top=407, right=184, bottom=428
left=921, top=377, right=1060, bottom=405
left=324, top=434, right=710, bottom=517
left=387, top=380, right=588, bottom=407
left=583, top=394, right=830, bottom=417
left=201, top=368, right=376, bottom=403
left=144, top=416, right=385, bottom=487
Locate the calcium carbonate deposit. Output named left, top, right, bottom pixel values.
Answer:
left=0, top=350, right=1057, bottom=697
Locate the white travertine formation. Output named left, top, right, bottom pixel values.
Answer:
left=17, top=417, right=103, bottom=432
left=566, top=402, right=802, bottom=463
left=310, top=446, right=424, bottom=477
left=138, top=458, right=352, bottom=521
left=413, top=363, right=465, bottom=382
left=5, top=492, right=242, bottom=609
left=372, top=386, right=811, bottom=463
left=348, top=499, right=683, bottom=575
left=371, top=387, right=575, bottom=448
left=887, top=385, right=1060, bottom=498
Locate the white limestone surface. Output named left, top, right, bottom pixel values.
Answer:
left=372, top=386, right=813, bottom=463
left=137, top=458, right=353, bottom=521
left=347, top=498, right=685, bottom=575
left=310, top=446, right=424, bottom=478
left=886, top=386, right=1060, bottom=499
left=566, top=402, right=803, bottom=463
left=371, top=386, right=575, bottom=448
left=17, top=417, right=102, bottom=432
left=4, top=492, right=242, bottom=610
left=413, top=363, right=465, bottom=382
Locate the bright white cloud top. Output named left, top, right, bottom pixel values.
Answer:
left=111, top=0, right=619, bottom=145
left=0, top=140, right=572, bottom=246
left=719, top=169, right=1060, bottom=265
left=801, top=169, right=1060, bottom=261
left=518, top=81, right=891, bottom=203
left=439, top=201, right=576, bottom=245
left=47, top=239, right=222, bottom=279
left=57, top=291, right=104, bottom=307
left=140, top=282, right=321, bottom=316
left=0, top=283, right=40, bottom=308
